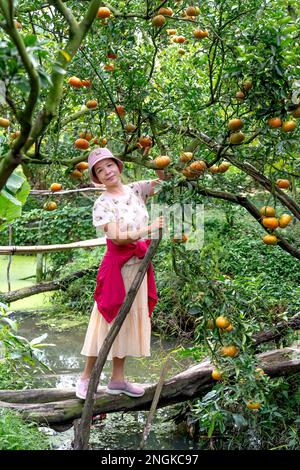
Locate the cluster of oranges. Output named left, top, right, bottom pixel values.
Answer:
left=74, top=131, right=107, bottom=153
left=260, top=205, right=293, bottom=245
left=209, top=315, right=263, bottom=411
left=180, top=151, right=230, bottom=178
left=267, top=106, right=299, bottom=133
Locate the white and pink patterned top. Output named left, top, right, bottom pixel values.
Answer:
left=93, top=180, right=153, bottom=264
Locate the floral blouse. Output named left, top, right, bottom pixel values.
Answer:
left=93, top=180, right=153, bottom=264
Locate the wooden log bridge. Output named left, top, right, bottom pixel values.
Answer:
left=0, top=347, right=299, bottom=430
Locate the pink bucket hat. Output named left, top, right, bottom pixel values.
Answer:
left=88, top=147, right=124, bottom=184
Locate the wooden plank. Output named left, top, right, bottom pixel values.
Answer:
left=0, top=238, right=106, bottom=255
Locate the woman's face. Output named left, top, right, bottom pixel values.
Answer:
left=93, top=158, right=120, bottom=185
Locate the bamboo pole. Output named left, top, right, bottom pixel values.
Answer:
left=0, top=238, right=106, bottom=255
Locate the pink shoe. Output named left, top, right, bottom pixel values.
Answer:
left=107, top=380, right=145, bottom=398
left=75, top=377, right=97, bottom=400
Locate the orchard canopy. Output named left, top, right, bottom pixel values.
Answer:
left=0, top=0, right=300, bottom=256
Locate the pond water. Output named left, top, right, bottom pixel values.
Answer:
left=1, top=255, right=200, bottom=450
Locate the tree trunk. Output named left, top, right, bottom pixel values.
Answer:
left=0, top=347, right=298, bottom=429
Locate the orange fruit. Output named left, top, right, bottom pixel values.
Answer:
left=189, top=160, right=207, bottom=173
left=173, top=233, right=188, bottom=243
left=107, top=52, right=117, bottom=59
left=14, top=20, right=22, bottom=29
left=262, top=217, right=279, bottom=229
left=97, top=7, right=111, bottom=18
left=229, top=132, right=245, bottom=144
left=246, top=402, right=261, bottom=410
left=68, top=76, right=82, bottom=88
left=104, top=63, right=115, bottom=71
left=215, top=316, right=230, bottom=329
left=221, top=345, right=238, bottom=357
left=211, top=370, right=222, bottom=381
left=125, top=123, right=137, bottom=133
left=178, top=48, right=186, bottom=55
left=255, top=368, right=265, bottom=377
left=0, top=118, right=10, bottom=128
left=243, top=80, right=253, bottom=91
left=209, top=165, right=220, bottom=174
left=70, top=169, right=83, bottom=179
left=182, top=168, right=193, bottom=178
left=291, top=106, right=300, bottom=118
left=180, top=152, right=193, bottom=163
left=44, top=201, right=57, bottom=211
left=152, top=15, right=166, bottom=27
left=50, top=183, right=62, bottom=192
left=81, top=79, right=92, bottom=87
left=11, top=130, right=21, bottom=139
left=282, top=120, right=297, bottom=132
left=279, top=214, right=292, bottom=228
left=86, top=99, right=98, bottom=109
left=186, top=6, right=200, bottom=16
left=76, top=161, right=89, bottom=171
left=193, top=29, right=208, bottom=39
left=139, top=135, right=152, bottom=148
left=218, top=162, right=230, bottom=173
left=74, top=138, right=90, bottom=150
left=276, top=179, right=290, bottom=189
left=263, top=234, right=278, bottom=245
left=101, top=137, right=107, bottom=146
left=167, top=29, right=177, bottom=35
left=155, top=155, right=171, bottom=169
left=93, top=137, right=99, bottom=145
left=226, top=324, right=234, bottom=332
left=260, top=206, right=276, bottom=217
left=174, top=35, right=186, bottom=43
left=79, top=131, right=92, bottom=141
left=236, top=91, right=245, bottom=101
left=158, top=7, right=173, bottom=16
left=115, top=105, right=126, bottom=117
left=228, top=118, right=244, bottom=132
left=207, top=319, right=215, bottom=330
left=267, top=117, right=282, bottom=128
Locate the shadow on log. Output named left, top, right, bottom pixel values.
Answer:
left=0, top=347, right=299, bottom=431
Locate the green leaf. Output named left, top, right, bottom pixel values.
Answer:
left=5, top=172, right=24, bottom=195
left=24, top=34, right=37, bottom=47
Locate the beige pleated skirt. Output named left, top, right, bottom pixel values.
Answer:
left=81, top=258, right=151, bottom=360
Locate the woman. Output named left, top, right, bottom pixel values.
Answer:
left=76, top=147, right=164, bottom=399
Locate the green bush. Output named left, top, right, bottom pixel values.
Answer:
left=0, top=410, right=50, bottom=450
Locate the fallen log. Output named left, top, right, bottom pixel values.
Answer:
left=254, top=315, right=300, bottom=346
left=0, top=347, right=299, bottom=428
left=0, top=266, right=98, bottom=303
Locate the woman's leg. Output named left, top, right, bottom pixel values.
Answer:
left=81, top=356, right=97, bottom=379
left=111, top=356, right=126, bottom=381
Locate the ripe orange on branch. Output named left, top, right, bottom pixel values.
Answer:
left=125, top=123, right=137, bottom=133
left=263, top=234, right=278, bottom=245
left=281, top=120, right=297, bottom=132
left=139, top=135, right=152, bottom=148
left=50, top=183, right=62, bottom=192
left=44, top=201, right=57, bottom=211
left=0, top=118, right=10, bottom=128
left=115, top=105, right=126, bottom=117
left=76, top=161, right=89, bottom=171
left=81, top=79, right=92, bottom=87
left=79, top=131, right=92, bottom=141
left=228, top=118, right=244, bottom=132
left=218, top=162, right=230, bottom=173
left=104, top=63, right=115, bottom=71
left=260, top=206, right=276, bottom=217
left=190, top=160, right=207, bottom=173
left=75, top=138, right=90, bottom=150
left=97, top=7, right=111, bottom=19
left=152, top=15, right=166, bottom=27
left=70, top=169, right=83, bottom=179
left=279, top=214, right=293, bottom=228
left=262, top=217, right=279, bottom=229
left=267, top=117, right=282, bottom=128
left=180, top=152, right=193, bottom=163
left=291, top=106, right=300, bottom=118
left=86, top=99, right=98, bottom=109
left=173, top=35, right=186, bottom=43
left=276, top=179, right=290, bottom=189
left=221, top=345, right=238, bottom=357
left=68, top=76, right=83, bottom=88
left=236, top=91, right=245, bottom=101
left=158, top=7, right=173, bottom=16
left=211, top=370, right=222, bottom=381
left=193, top=29, right=209, bottom=39
left=242, top=80, right=253, bottom=91
left=215, top=316, right=230, bottom=329
left=155, top=155, right=171, bottom=169
left=186, top=6, right=200, bottom=16
left=246, top=402, right=261, bottom=410
left=229, top=132, right=245, bottom=144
